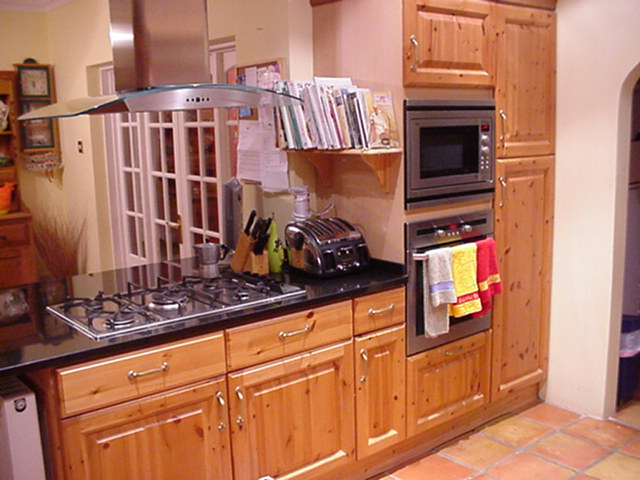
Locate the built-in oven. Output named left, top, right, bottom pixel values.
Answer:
left=404, top=99, right=495, bottom=209
left=405, top=209, right=494, bottom=355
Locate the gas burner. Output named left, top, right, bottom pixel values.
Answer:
left=84, top=299, right=106, bottom=313
left=106, top=306, right=138, bottom=329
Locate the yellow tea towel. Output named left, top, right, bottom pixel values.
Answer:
left=450, top=243, right=482, bottom=318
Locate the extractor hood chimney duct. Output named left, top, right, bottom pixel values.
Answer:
left=19, top=0, right=300, bottom=121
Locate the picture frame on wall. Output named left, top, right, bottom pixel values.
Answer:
left=20, top=101, right=54, bottom=149
left=17, top=65, right=51, bottom=98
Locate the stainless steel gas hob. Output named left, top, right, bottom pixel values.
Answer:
left=46, top=269, right=306, bottom=340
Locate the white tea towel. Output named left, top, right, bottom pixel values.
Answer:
left=423, top=248, right=456, bottom=337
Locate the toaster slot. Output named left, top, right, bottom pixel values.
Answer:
left=322, top=250, right=337, bottom=272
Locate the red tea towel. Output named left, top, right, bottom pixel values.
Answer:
left=473, top=237, right=502, bottom=317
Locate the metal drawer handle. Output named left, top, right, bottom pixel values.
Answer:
left=368, top=303, right=395, bottom=317
left=127, top=361, right=169, bottom=380
left=216, top=391, right=227, bottom=431
left=278, top=324, right=312, bottom=340
left=499, top=109, right=508, bottom=146
left=444, top=346, right=465, bottom=357
left=235, top=386, right=245, bottom=426
left=409, top=34, right=420, bottom=72
left=499, top=176, right=508, bottom=208
left=360, top=349, right=369, bottom=383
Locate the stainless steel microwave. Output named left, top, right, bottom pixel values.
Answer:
left=404, top=99, right=495, bottom=210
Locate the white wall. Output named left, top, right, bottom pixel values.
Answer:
left=547, top=0, right=640, bottom=417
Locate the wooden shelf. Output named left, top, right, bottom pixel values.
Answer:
left=298, top=148, right=402, bottom=193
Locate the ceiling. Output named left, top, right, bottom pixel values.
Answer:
left=0, top=0, right=73, bottom=12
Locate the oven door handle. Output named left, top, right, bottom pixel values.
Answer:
left=412, top=251, right=429, bottom=261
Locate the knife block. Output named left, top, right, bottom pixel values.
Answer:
left=246, top=252, right=268, bottom=275
left=230, top=233, right=252, bottom=272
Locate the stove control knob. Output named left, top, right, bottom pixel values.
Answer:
left=435, top=229, right=446, bottom=238
left=461, top=224, right=472, bottom=233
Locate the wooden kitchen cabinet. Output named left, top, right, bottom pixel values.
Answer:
left=227, top=340, right=355, bottom=480
left=495, top=0, right=556, bottom=10
left=492, top=156, right=554, bottom=400
left=60, top=377, right=232, bottom=480
left=354, top=324, right=406, bottom=459
left=495, top=4, right=556, bottom=158
left=0, top=212, right=37, bottom=288
left=406, top=331, right=491, bottom=436
left=403, top=0, right=497, bottom=87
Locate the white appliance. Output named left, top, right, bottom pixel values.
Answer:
left=0, top=377, right=46, bottom=480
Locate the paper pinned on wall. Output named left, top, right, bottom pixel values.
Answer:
left=237, top=119, right=289, bottom=188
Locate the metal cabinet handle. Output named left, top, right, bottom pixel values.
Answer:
left=368, top=303, right=395, bottom=317
left=166, top=214, right=182, bottom=244
left=278, top=324, right=312, bottom=340
left=499, top=109, right=508, bottom=146
left=360, top=349, right=369, bottom=383
left=216, top=391, right=227, bottom=431
left=410, top=34, right=420, bottom=72
left=444, top=345, right=465, bottom=356
left=235, top=386, right=245, bottom=426
left=499, top=176, right=508, bottom=208
left=127, top=361, right=169, bottom=380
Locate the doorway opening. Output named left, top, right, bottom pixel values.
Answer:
left=617, top=78, right=640, bottom=410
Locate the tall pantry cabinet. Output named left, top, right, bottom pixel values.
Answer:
left=403, top=0, right=556, bottom=400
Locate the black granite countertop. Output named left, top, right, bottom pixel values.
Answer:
left=0, top=258, right=406, bottom=377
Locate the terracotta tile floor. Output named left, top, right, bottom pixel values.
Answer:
left=372, top=401, right=640, bottom=480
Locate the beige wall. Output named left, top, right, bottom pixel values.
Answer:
left=547, top=0, right=640, bottom=417
left=0, top=10, right=50, bottom=69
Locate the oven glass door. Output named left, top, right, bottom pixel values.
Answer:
left=406, top=237, right=492, bottom=356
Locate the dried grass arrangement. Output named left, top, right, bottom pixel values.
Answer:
left=33, top=214, right=87, bottom=279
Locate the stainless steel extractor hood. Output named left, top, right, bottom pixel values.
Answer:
left=19, top=0, right=300, bottom=121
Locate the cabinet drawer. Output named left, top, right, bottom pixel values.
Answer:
left=226, top=300, right=353, bottom=370
left=56, top=332, right=226, bottom=417
left=353, top=287, right=405, bottom=335
left=0, top=222, right=29, bottom=247
left=0, top=246, right=36, bottom=288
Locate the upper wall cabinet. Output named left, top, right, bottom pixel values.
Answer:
left=495, top=0, right=556, bottom=10
left=403, top=0, right=497, bottom=87
left=495, top=5, right=556, bottom=158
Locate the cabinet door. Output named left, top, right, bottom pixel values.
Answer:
left=354, top=324, right=406, bottom=459
left=492, top=156, right=554, bottom=400
left=495, top=5, right=555, bottom=157
left=228, top=341, right=355, bottom=480
left=60, top=378, right=232, bottom=480
left=403, top=0, right=497, bottom=87
left=406, top=331, right=491, bottom=436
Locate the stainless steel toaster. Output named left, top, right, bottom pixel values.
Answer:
left=284, top=217, right=370, bottom=277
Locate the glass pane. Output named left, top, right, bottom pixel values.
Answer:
left=206, top=182, right=219, bottom=232
left=155, top=177, right=165, bottom=220
left=203, top=127, right=216, bottom=177
left=168, top=178, right=178, bottom=222
left=149, top=128, right=161, bottom=172
left=156, top=224, right=167, bottom=260
left=161, top=111, right=173, bottom=123
left=148, top=112, right=159, bottom=123
left=165, top=129, right=175, bottom=174
left=192, top=232, right=204, bottom=245
left=188, top=128, right=200, bottom=176
left=185, top=110, right=197, bottom=122
left=200, top=109, right=214, bottom=122
left=137, top=218, right=146, bottom=258
left=190, top=180, right=203, bottom=229
left=133, top=172, right=142, bottom=214
left=128, top=216, right=138, bottom=256
left=130, top=125, right=139, bottom=168
left=122, top=127, right=131, bottom=167
left=169, top=226, right=180, bottom=259
left=125, top=171, right=134, bottom=211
